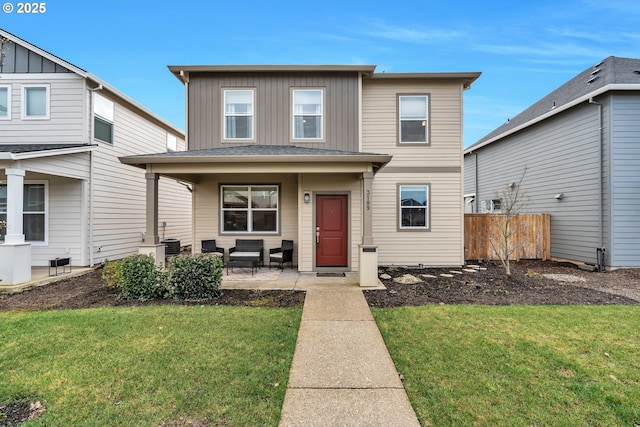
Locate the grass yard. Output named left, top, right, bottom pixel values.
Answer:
left=373, top=305, right=640, bottom=427
left=0, top=305, right=301, bottom=426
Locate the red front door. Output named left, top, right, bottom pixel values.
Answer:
left=316, top=195, right=348, bottom=267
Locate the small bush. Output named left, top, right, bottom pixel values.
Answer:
left=167, top=254, right=223, bottom=300
left=103, top=254, right=166, bottom=301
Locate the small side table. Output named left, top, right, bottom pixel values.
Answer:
left=49, top=257, right=71, bottom=276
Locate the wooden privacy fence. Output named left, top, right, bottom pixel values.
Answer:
left=464, top=213, right=551, bottom=261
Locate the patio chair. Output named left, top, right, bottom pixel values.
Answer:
left=269, top=240, right=294, bottom=269
left=201, top=239, right=225, bottom=257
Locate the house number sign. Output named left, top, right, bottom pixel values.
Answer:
left=366, top=189, right=371, bottom=211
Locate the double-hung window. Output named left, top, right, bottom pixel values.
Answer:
left=221, top=185, right=278, bottom=233
left=399, top=184, right=429, bottom=230
left=0, top=181, right=47, bottom=243
left=22, top=85, right=50, bottom=119
left=93, top=93, right=115, bottom=144
left=0, top=85, right=10, bottom=119
left=398, top=94, right=429, bottom=143
left=224, top=89, right=254, bottom=140
left=292, top=89, right=323, bottom=140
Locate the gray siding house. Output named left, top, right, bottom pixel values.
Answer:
left=122, top=65, right=480, bottom=279
left=464, top=56, right=640, bottom=268
left=0, top=29, right=192, bottom=285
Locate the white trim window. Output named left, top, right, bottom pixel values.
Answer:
left=480, top=199, right=502, bottom=213
left=0, top=85, right=11, bottom=120
left=221, top=185, right=278, bottom=233
left=93, top=92, right=115, bottom=144
left=167, top=133, right=178, bottom=152
left=399, top=184, right=429, bottom=230
left=22, top=84, right=50, bottom=119
left=0, top=180, right=48, bottom=243
left=399, top=95, right=428, bottom=143
left=293, top=89, right=323, bottom=140
left=224, top=89, right=254, bottom=140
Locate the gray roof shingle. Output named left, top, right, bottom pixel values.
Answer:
left=0, top=144, right=93, bottom=153
left=131, top=145, right=384, bottom=158
left=468, top=56, right=640, bottom=150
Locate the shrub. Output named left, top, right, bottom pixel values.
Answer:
left=103, top=254, right=166, bottom=301
left=167, top=254, right=223, bottom=300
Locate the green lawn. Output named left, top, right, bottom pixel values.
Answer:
left=373, top=305, right=640, bottom=427
left=0, top=305, right=301, bottom=426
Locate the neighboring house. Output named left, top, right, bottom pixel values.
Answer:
left=121, top=65, right=480, bottom=275
left=0, top=29, right=192, bottom=285
left=464, top=56, right=640, bottom=268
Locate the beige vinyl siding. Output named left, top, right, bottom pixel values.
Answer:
left=363, top=78, right=464, bottom=266
left=0, top=75, right=85, bottom=144
left=193, top=173, right=298, bottom=264
left=298, top=174, right=362, bottom=272
left=373, top=172, right=463, bottom=266
left=22, top=152, right=91, bottom=180
left=92, top=100, right=191, bottom=264
left=188, top=72, right=359, bottom=151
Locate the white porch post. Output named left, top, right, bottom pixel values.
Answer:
left=5, top=168, right=25, bottom=244
left=0, top=168, right=32, bottom=286
left=138, top=172, right=165, bottom=267
left=359, top=171, right=378, bottom=287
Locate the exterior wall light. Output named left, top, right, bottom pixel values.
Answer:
left=304, top=192, right=311, bottom=203
left=555, top=193, right=564, bottom=200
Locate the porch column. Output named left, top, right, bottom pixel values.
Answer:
left=0, top=168, right=31, bottom=286
left=359, top=171, right=378, bottom=287
left=5, top=168, right=25, bottom=244
left=362, top=171, right=374, bottom=245
left=139, top=172, right=165, bottom=267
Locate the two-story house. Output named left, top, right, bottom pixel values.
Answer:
left=464, top=56, right=640, bottom=269
left=0, top=29, right=192, bottom=285
left=121, top=65, right=479, bottom=279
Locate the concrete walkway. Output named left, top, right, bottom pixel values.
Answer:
left=279, top=288, right=420, bottom=426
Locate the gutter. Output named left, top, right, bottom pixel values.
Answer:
left=0, top=145, right=96, bottom=160
left=464, top=84, right=640, bottom=155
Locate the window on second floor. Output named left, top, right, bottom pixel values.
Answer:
left=292, top=89, right=323, bottom=140
left=22, top=85, right=50, bottom=119
left=398, top=94, right=429, bottom=144
left=224, top=89, right=254, bottom=140
left=167, top=133, right=178, bottom=152
left=93, top=93, right=114, bottom=144
left=0, top=85, right=10, bottom=119
left=480, top=199, right=502, bottom=213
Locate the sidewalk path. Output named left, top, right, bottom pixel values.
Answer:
left=279, top=288, right=420, bottom=426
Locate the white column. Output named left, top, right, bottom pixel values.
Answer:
left=5, top=168, right=25, bottom=244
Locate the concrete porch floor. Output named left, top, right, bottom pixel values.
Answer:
left=1, top=267, right=385, bottom=293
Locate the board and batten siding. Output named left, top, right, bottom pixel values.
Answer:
left=362, top=78, right=465, bottom=266
left=193, top=173, right=299, bottom=264
left=187, top=72, right=359, bottom=151
left=92, top=99, right=191, bottom=264
left=609, top=93, right=640, bottom=267
left=467, top=102, right=603, bottom=264
left=0, top=74, right=86, bottom=144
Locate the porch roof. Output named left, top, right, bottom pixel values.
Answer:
left=120, top=145, right=393, bottom=176
left=0, top=144, right=97, bottom=160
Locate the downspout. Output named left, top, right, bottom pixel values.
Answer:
left=473, top=151, right=478, bottom=213
left=589, top=97, right=603, bottom=249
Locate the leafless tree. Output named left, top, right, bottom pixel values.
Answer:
left=487, top=168, right=529, bottom=275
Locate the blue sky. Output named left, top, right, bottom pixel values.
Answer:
left=2, top=0, right=639, bottom=146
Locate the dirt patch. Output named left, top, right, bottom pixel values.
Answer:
left=365, top=260, right=640, bottom=308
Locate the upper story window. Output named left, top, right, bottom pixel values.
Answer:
left=224, top=89, right=254, bottom=140
left=292, top=89, right=323, bottom=140
left=93, top=92, right=114, bottom=144
left=399, top=184, right=430, bottom=231
left=480, top=199, right=502, bottom=213
left=0, top=85, right=10, bottom=120
left=22, top=85, right=50, bottom=120
left=167, top=133, right=178, bottom=152
left=0, top=181, right=48, bottom=243
left=398, top=94, right=429, bottom=144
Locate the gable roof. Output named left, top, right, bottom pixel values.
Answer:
left=465, top=56, right=640, bottom=154
left=0, top=29, right=184, bottom=137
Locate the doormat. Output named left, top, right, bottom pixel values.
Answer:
left=316, top=272, right=346, bottom=277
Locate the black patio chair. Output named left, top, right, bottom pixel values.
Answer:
left=269, top=240, right=294, bottom=269
left=201, top=239, right=225, bottom=257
